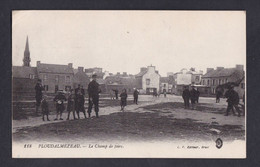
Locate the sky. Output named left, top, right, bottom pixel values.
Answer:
left=12, top=11, right=246, bottom=76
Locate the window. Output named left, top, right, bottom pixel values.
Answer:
left=29, top=74, right=34, bottom=79
left=55, top=85, right=59, bottom=93
left=146, top=79, right=150, bottom=85
left=225, top=78, right=228, bottom=83
left=55, top=75, right=59, bottom=82
left=65, top=76, right=71, bottom=82
left=43, top=74, right=48, bottom=81
left=164, top=84, right=166, bottom=88
left=195, top=76, right=200, bottom=82
left=212, top=79, right=215, bottom=86
left=207, top=80, right=210, bottom=85
left=44, top=85, right=48, bottom=91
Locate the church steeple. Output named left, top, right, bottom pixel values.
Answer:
left=23, top=36, right=31, bottom=67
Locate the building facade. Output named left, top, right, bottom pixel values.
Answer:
left=85, top=67, right=104, bottom=79
left=36, top=61, right=74, bottom=93
left=135, top=65, right=160, bottom=94
left=201, top=65, right=245, bottom=97
left=73, top=67, right=90, bottom=89
left=172, top=68, right=203, bottom=95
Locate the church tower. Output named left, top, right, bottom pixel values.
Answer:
left=23, top=36, right=31, bottom=67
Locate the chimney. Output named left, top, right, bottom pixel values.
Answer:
left=216, top=67, right=224, bottom=70
left=78, top=67, right=84, bottom=72
left=123, top=72, right=127, bottom=76
left=206, top=68, right=214, bottom=73
left=236, top=64, right=244, bottom=71
left=117, top=72, right=120, bottom=75
left=147, top=66, right=155, bottom=72
left=36, top=61, right=41, bottom=67
left=68, top=63, right=73, bottom=68
left=140, top=67, right=147, bottom=72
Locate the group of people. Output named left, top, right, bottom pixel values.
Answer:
left=35, top=76, right=244, bottom=121
left=35, top=74, right=140, bottom=121
left=119, top=88, right=140, bottom=111
left=182, top=85, right=200, bottom=110
left=35, top=74, right=101, bottom=121
left=182, top=84, right=244, bottom=117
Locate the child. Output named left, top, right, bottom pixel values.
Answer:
left=41, top=95, right=50, bottom=121
left=53, top=91, right=67, bottom=120
left=67, top=89, right=76, bottom=120
left=120, top=89, right=128, bottom=111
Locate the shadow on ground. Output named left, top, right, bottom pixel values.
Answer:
left=141, top=102, right=227, bottom=114
left=13, top=110, right=244, bottom=143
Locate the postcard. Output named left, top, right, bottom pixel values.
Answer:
left=12, top=10, right=246, bottom=158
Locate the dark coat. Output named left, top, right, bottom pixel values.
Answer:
left=195, top=90, right=200, bottom=99
left=88, top=80, right=100, bottom=98
left=120, top=92, right=128, bottom=106
left=53, top=94, right=67, bottom=111
left=35, top=83, right=44, bottom=100
left=133, top=90, right=139, bottom=97
left=67, top=94, right=75, bottom=111
left=224, top=89, right=239, bottom=105
left=41, top=99, right=49, bottom=115
left=75, top=88, right=85, bottom=96
left=182, top=89, right=190, bottom=99
left=190, top=88, right=197, bottom=101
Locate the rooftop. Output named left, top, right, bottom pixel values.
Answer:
left=203, top=68, right=244, bottom=78
left=12, top=66, right=37, bottom=78
left=37, top=63, right=74, bottom=74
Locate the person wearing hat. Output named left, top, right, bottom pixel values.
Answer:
left=182, top=86, right=190, bottom=109
left=53, top=90, right=67, bottom=120
left=224, top=84, right=241, bottom=117
left=133, top=88, right=139, bottom=105
left=41, top=95, right=50, bottom=121
left=66, top=89, right=76, bottom=120
left=87, top=74, right=101, bottom=118
left=190, top=85, right=197, bottom=110
left=120, top=89, right=128, bottom=111
left=75, top=84, right=86, bottom=119
left=35, top=79, right=44, bottom=114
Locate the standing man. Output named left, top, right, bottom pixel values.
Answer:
left=88, top=74, right=101, bottom=118
left=195, top=88, right=200, bottom=103
left=182, top=86, right=190, bottom=109
left=190, top=85, right=197, bottom=110
left=133, top=88, right=139, bottom=105
left=75, top=84, right=86, bottom=119
left=163, top=89, right=167, bottom=98
left=53, top=91, right=67, bottom=120
left=113, top=89, right=119, bottom=100
left=224, top=85, right=241, bottom=117
left=216, top=89, right=222, bottom=103
left=35, top=79, right=44, bottom=114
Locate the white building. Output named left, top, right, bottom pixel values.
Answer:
left=135, top=65, right=160, bottom=94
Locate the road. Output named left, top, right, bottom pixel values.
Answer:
left=13, top=94, right=245, bottom=143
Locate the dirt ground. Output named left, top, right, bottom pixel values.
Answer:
left=12, top=95, right=245, bottom=143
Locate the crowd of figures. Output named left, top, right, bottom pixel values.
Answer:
left=182, top=84, right=245, bottom=117
left=35, top=74, right=101, bottom=121
left=35, top=75, right=244, bottom=122
left=182, top=85, right=200, bottom=110
left=34, top=74, right=140, bottom=121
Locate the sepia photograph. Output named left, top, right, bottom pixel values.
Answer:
left=12, top=10, right=246, bottom=158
